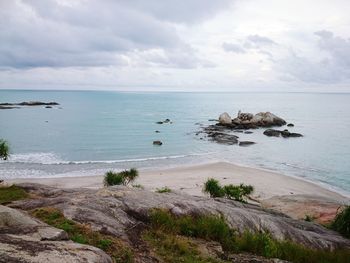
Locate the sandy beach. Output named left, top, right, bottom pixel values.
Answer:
left=8, top=162, right=349, bottom=222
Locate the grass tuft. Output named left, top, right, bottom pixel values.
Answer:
left=331, top=206, right=350, bottom=238
left=0, top=185, right=29, bottom=204
left=156, top=187, right=172, bottom=193
left=104, top=168, right=139, bottom=187
left=148, top=209, right=350, bottom=263
left=32, top=207, right=134, bottom=263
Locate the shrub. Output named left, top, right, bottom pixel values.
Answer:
left=203, top=178, right=254, bottom=202
left=156, top=187, right=172, bottom=193
left=104, top=168, right=139, bottom=186
left=203, top=178, right=225, bottom=198
left=331, top=206, right=350, bottom=238
left=0, top=139, right=9, bottom=160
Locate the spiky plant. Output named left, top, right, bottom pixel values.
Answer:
left=0, top=139, right=9, bottom=160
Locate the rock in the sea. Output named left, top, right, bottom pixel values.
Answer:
left=0, top=205, right=112, bottom=263
left=155, top=130, right=160, bottom=133
left=263, top=129, right=281, bottom=137
left=10, top=183, right=350, bottom=250
left=45, top=106, right=52, bottom=108
left=287, top=123, right=294, bottom=127
left=244, top=131, right=253, bottom=134
left=208, top=132, right=238, bottom=145
left=153, top=140, right=163, bottom=145
left=156, top=121, right=163, bottom=124
left=218, top=112, right=232, bottom=125
left=264, top=129, right=303, bottom=138
left=231, top=111, right=286, bottom=128
left=239, top=141, right=256, bottom=146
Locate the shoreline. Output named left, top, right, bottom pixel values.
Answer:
left=6, top=161, right=349, bottom=222
left=8, top=161, right=349, bottom=201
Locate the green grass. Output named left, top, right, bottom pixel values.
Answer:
left=143, top=230, right=225, bottom=263
left=104, top=168, right=139, bottom=187
left=331, top=206, right=350, bottom=238
left=148, top=209, right=350, bottom=263
left=0, top=185, right=29, bottom=204
left=203, top=178, right=254, bottom=202
left=32, top=207, right=134, bottom=263
left=156, top=186, right=172, bottom=193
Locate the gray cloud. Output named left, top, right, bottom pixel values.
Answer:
left=222, top=42, right=246, bottom=53
left=278, top=31, right=350, bottom=84
left=0, top=0, right=229, bottom=69
left=245, top=35, right=277, bottom=47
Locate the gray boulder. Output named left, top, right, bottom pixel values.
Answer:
left=219, top=112, right=232, bottom=125
left=0, top=205, right=112, bottom=263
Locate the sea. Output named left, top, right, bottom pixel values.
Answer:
left=0, top=90, right=349, bottom=195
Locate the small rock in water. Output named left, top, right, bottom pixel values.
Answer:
left=156, top=121, right=163, bottom=124
left=164, top=118, right=170, bottom=123
left=287, top=123, right=294, bottom=127
left=45, top=106, right=52, bottom=108
left=153, top=140, right=163, bottom=146
left=155, top=130, right=160, bottom=133
left=244, top=131, right=253, bottom=134
left=239, top=141, right=256, bottom=146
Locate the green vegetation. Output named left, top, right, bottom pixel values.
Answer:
left=32, top=207, right=134, bottom=263
left=156, top=186, right=172, bottom=193
left=0, top=185, right=29, bottom=204
left=143, top=230, right=224, bottom=263
left=147, top=209, right=350, bottom=263
left=331, top=206, right=350, bottom=238
left=0, top=139, right=10, bottom=160
left=203, top=178, right=254, bottom=202
left=104, top=168, right=139, bottom=187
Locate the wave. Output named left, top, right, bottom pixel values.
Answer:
left=281, top=162, right=323, bottom=173
left=3, top=152, right=213, bottom=165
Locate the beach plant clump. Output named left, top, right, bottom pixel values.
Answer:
left=32, top=207, right=134, bottom=263
left=203, top=178, right=254, bottom=203
left=0, top=185, right=29, bottom=204
left=0, top=139, right=10, bottom=160
left=104, top=168, right=139, bottom=187
left=331, top=206, right=350, bottom=238
left=146, top=209, right=350, bottom=263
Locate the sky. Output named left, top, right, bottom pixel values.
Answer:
left=0, top=0, right=350, bottom=92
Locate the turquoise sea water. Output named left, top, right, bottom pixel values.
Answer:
left=0, top=90, right=349, bottom=194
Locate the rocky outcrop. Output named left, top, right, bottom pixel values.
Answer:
left=219, top=112, right=232, bottom=125
left=0, top=205, right=112, bottom=263
left=233, top=111, right=286, bottom=128
left=0, top=101, right=59, bottom=110
left=207, top=132, right=238, bottom=145
left=9, top=183, right=350, bottom=250
left=264, top=129, right=303, bottom=138
left=153, top=140, right=163, bottom=145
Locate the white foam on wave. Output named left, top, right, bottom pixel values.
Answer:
left=3, top=152, right=214, bottom=165
left=7, top=152, right=64, bottom=164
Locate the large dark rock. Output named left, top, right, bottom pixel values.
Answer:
left=208, top=132, right=239, bottom=145
left=10, top=184, right=350, bottom=250
left=264, top=129, right=303, bottom=138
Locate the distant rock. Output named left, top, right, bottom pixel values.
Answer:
left=218, top=112, right=232, bottom=125
left=233, top=111, right=286, bottom=128
left=45, top=106, right=52, bottom=109
left=263, top=129, right=282, bottom=137
left=287, top=123, right=294, bottom=127
left=239, top=141, right=256, bottom=146
left=0, top=101, right=59, bottom=110
left=155, top=130, right=160, bottom=133
left=153, top=140, right=163, bottom=146
left=264, top=129, right=303, bottom=138
left=156, top=121, right=163, bottom=124
left=208, top=132, right=238, bottom=145
left=244, top=131, right=253, bottom=134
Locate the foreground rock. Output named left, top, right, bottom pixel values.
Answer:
left=0, top=205, right=112, bottom=263
left=264, top=129, right=303, bottom=138
left=9, top=183, right=350, bottom=251
left=219, top=112, right=232, bottom=125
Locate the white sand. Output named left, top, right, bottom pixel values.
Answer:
left=8, top=162, right=348, bottom=202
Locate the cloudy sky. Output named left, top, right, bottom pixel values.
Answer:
left=1, top=0, right=350, bottom=92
